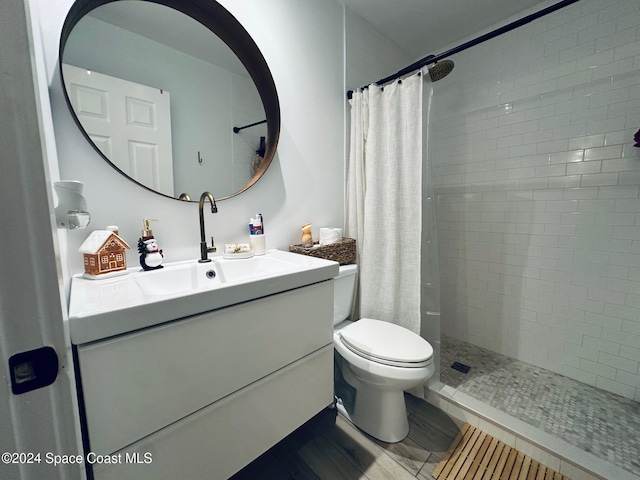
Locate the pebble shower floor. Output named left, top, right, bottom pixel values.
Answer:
left=440, top=336, right=640, bottom=477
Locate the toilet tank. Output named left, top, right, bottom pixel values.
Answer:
left=334, top=264, right=357, bottom=325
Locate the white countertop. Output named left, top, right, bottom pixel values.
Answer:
left=68, top=249, right=339, bottom=345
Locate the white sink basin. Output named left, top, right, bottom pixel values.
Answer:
left=134, top=261, right=224, bottom=296
left=217, top=254, right=304, bottom=282
left=133, top=254, right=303, bottom=296
left=68, top=250, right=338, bottom=345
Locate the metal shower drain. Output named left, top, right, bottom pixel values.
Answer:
left=451, top=361, right=471, bottom=374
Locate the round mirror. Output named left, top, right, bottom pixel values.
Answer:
left=59, top=0, right=280, bottom=201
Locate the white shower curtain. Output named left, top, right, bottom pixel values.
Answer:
left=346, top=72, right=424, bottom=334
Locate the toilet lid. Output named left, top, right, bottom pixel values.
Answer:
left=339, top=318, right=433, bottom=364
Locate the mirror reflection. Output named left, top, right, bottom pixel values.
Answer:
left=61, top=1, right=270, bottom=200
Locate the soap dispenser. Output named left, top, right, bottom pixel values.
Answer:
left=138, top=219, right=164, bottom=271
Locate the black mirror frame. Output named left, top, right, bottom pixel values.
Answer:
left=59, top=0, right=280, bottom=201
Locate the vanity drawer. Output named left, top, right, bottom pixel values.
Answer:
left=77, top=280, right=333, bottom=455
left=92, top=345, right=334, bottom=480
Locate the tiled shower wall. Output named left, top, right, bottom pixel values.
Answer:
left=431, top=0, right=640, bottom=401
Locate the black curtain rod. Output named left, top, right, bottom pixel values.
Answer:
left=233, top=119, right=266, bottom=133
left=347, top=0, right=581, bottom=99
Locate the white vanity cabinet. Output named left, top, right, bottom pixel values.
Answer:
left=75, top=280, right=334, bottom=480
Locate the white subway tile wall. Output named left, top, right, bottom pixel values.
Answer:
left=431, top=0, right=640, bottom=401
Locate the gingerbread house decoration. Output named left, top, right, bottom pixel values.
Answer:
left=79, top=228, right=130, bottom=277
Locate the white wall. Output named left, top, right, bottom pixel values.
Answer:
left=35, top=0, right=346, bottom=287
left=344, top=7, right=414, bottom=91
left=431, top=0, right=640, bottom=401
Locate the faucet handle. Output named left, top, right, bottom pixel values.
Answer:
left=207, top=236, right=217, bottom=253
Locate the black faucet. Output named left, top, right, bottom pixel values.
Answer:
left=198, top=192, right=217, bottom=263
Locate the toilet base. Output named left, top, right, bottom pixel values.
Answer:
left=340, top=366, right=410, bottom=443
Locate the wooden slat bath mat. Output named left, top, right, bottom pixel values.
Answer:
left=433, top=423, right=571, bottom=480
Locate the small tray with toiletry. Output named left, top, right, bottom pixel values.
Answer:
left=289, top=237, right=356, bottom=265
left=223, top=243, right=254, bottom=259
left=223, top=251, right=255, bottom=259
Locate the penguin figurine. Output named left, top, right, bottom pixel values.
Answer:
left=138, top=237, right=163, bottom=270
left=138, top=219, right=164, bottom=271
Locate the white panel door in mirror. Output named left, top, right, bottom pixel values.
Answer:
left=63, top=64, right=174, bottom=196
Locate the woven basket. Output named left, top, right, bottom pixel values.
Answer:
left=289, top=237, right=356, bottom=265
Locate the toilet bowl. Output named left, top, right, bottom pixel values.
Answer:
left=332, top=265, right=434, bottom=443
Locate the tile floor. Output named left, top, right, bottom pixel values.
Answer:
left=230, top=394, right=458, bottom=480
left=440, top=335, right=640, bottom=478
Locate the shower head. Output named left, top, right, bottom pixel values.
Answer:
left=428, top=60, right=454, bottom=81
left=425, top=55, right=455, bottom=82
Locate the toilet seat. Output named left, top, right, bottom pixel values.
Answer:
left=338, top=318, right=433, bottom=368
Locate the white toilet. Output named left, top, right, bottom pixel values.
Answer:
left=333, top=264, right=434, bottom=443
